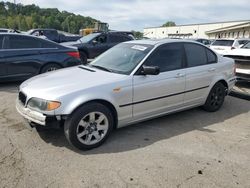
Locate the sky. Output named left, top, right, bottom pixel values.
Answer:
left=3, top=0, right=250, bottom=31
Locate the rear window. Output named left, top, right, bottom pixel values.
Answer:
left=211, top=40, right=234, bottom=46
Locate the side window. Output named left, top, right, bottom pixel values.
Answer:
left=144, top=43, right=183, bottom=72
left=95, top=35, right=107, bottom=44
left=206, top=49, right=217, bottom=63
left=4, top=35, right=42, bottom=49
left=184, top=43, right=207, bottom=67
left=109, top=34, right=124, bottom=43
left=122, top=35, right=133, bottom=41
left=40, top=40, right=59, bottom=48
left=0, top=36, right=3, bottom=49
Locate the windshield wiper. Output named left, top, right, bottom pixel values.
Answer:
left=90, top=65, right=113, bottom=72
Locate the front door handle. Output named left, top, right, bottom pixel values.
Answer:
left=175, top=73, right=185, bottom=78
left=208, top=68, right=216, bottom=72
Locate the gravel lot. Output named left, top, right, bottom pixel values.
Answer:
left=0, top=82, right=249, bottom=188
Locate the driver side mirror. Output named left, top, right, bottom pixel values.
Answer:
left=92, top=40, right=98, bottom=45
left=141, top=65, right=160, bottom=75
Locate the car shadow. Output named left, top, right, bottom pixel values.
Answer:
left=36, top=96, right=250, bottom=154
left=230, top=81, right=250, bottom=101
left=0, top=81, right=22, bottom=93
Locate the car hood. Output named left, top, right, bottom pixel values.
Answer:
left=20, top=66, right=126, bottom=100
left=225, top=48, right=250, bottom=56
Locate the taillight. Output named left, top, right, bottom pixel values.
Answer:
left=67, top=51, right=80, bottom=59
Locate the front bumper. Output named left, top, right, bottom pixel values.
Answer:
left=236, top=69, right=250, bottom=81
left=16, top=100, right=46, bottom=126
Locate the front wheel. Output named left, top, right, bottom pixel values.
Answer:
left=202, top=82, right=226, bottom=112
left=64, top=103, right=114, bottom=150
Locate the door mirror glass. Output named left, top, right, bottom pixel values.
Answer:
left=92, top=40, right=98, bottom=45
left=141, top=65, right=160, bottom=75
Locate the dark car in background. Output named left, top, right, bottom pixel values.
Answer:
left=61, top=31, right=135, bottom=63
left=0, top=33, right=81, bottom=82
left=27, top=29, right=81, bottom=43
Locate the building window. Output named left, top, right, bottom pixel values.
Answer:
left=162, top=31, right=164, bottom=34
left=151, top=32, right=153, bottom=34
left=194, top=30, right=197, bottom=33
left=176, top=31, right=178, bottom=34
left=243, top=30, right=246, bottom=37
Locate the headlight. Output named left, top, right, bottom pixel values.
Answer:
left=27, top=98, right=61, bottom=111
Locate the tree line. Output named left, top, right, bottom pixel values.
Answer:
left=0, top=1, right=99, bottom=34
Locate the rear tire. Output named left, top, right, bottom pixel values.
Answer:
left=64, top=102, right=114, bottom=150
left=79, top=51, right=88, bottom=64
left=40, top=63, right=61, bottom=73
left=202, top=82, right=226, bottom=112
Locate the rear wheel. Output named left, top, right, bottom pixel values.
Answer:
left=64, top=102, right=114, bottom=150
left=202, top=82, right=226, bottom=112
left=40, top=63, right=61, bottom=73
left=79, top=51, right=88, bottom=64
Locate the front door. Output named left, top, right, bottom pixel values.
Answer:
left=132, top=43, right=186, bottom=120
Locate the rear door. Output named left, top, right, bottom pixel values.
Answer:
left=3, top=35, right=42, bottom=78
left=183, top=43, right=218, bottom=105
left=132, top=43, right=186, bottom=119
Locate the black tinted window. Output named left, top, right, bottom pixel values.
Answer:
left=109, top=34, right=124, bottom=43
left=184, top=43, right=207, bottom=67
left=95, top=35, right=107, bottom=43
left=212, top=40, right=234, bottom=46
left=5, top=35, right=41, bottom=49
left=40, top=40, right=59, bottom=48
left=144, top=43, right=183, bottom=72
left=206, top=49, right=217, bottom=63
left=0, top=36, right=3, bottom=49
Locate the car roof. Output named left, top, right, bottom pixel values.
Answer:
left=125, top=39, right=201, bottom=46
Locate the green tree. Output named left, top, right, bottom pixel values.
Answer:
left=0, top=1, right=99, bottom=34
left=132, top=30, right=143, bottom=39
left=162, top=21, right=176, bottom=27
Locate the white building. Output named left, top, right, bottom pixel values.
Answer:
left=143, top=20, right=250, bottom=39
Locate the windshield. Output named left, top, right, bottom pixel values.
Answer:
left=211, top=40, right=234, bottom=46
left=89, top=43, right=154, bottom=75
left=242, top=41, right=250, bottom=49
left=79, top=33, right=101, bottom=43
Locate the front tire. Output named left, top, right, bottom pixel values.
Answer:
left=202, top=82, right=226, bottom=112
left=64, top=102, right=114, bottom=150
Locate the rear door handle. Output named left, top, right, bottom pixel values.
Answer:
left=175, top=73, right=185, bottom=78
left=208, top=68, right=216, bottom=72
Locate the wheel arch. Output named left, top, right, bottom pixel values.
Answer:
left=39, top=62, right=63, bottom=73
left=216, top=79, right=229, bottom=93
left=68, top=99, right=118, bottom=129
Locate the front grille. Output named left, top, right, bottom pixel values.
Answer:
left=224, top=55, right=250, bottom=70
left=18, top=92, right=27, bottom=105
